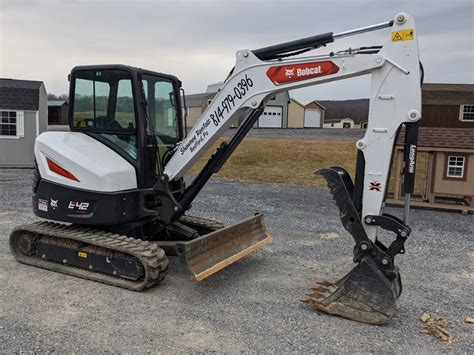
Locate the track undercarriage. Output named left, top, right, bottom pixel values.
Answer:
left=9, top=214, right=271, bottom=290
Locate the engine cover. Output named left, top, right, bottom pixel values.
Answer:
left=35, top=132, right=137, bottom=192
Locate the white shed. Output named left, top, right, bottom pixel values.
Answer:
left=0, top=79, right=48, bottom=167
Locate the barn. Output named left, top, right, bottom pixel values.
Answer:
left=47, top=100, right=68, bottom=125
left=318, top=99, right=369, bottom=128
left=0, top=79, right=48, bottom=167
left=387, top=83, right=474, bottom=213
left=185, top=84, right=290, bottom=129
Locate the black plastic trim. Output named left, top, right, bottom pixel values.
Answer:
left=33, top=179, right=148, bottom=225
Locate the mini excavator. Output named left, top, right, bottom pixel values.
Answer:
left=10, top=13, right=422, bottom=324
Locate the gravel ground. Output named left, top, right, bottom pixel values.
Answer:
left=223, top=128, right=366, bottom=141
left=0, top=169, right=473, bottom=353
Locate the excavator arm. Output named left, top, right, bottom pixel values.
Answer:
left=164, top=13, right=420, bottom=230
left=161, top=13, right=422, bottom=324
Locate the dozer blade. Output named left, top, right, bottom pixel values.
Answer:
left=175, top=214, right=271, bottom=281
left=301, top=256, right=402, bottom=325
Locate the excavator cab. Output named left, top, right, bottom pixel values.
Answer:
left=68, top=65, right=184, bottom=183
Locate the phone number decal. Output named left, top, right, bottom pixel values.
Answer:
left=178, top=74, right=254, bottom=156
left=210, top=74, right=254, bottom=126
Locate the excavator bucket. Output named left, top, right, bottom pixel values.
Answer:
left=301, top=166, right=404, bottom=324
left=301, top=256, right=402, bottom=325
left=175, top=214, right=271, bottom=281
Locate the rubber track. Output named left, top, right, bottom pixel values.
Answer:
left=9, top=221, right=169, bottom=291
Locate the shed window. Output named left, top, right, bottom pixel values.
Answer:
left=446, top=156, right=465, bottom=178
left=460, top=105, right=474, bottom=121
left=0, top=111, right=24, bottom=138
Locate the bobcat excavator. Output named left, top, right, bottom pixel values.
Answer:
left=10, top=13, right=421, bottom=325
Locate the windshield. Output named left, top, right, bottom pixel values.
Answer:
left=72, top=69, right=138, bottom=159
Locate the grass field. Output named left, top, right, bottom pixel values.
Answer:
left=189, top=138, right=357, bottom=187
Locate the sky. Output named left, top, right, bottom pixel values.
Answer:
left=0, top=0, right=472, bottom=103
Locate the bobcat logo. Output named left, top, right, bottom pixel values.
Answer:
left=285, top=68, right=295, bottom=78
left=50, top=199, right=58, bottom=209
left=369, top=182, right=382, bottom=192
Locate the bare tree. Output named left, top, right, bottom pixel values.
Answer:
left=47, top=94, right=69, bottom=101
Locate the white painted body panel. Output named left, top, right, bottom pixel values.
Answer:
left=35, top=132, right=137, bottom=192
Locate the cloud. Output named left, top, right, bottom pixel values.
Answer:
left=1, top=0, right=472, bottom=102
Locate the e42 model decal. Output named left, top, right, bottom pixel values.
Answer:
left=68, top=201, right=90, bottom=212
left=266, top=61, right=340, bottom=85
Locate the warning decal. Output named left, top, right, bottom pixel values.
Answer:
left=392, top=29, right=415, bottom=42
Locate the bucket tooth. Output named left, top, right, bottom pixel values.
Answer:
left=301, top=256, right=401, bottom=325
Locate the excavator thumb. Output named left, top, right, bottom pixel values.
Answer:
left=301, top=167, right=408, bottom=325
left=175, top=214, right=271, bottom=281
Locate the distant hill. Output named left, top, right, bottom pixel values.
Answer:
left=317, top=99, right=369, bottom=124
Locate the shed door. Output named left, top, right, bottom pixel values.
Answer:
left=258, top=106, right=282, bottom=128
left=304, top=109, right=320, bottom=128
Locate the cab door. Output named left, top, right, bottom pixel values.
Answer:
left=140, top=74, right=182, bottom=176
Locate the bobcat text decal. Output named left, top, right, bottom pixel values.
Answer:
left=266, top=61, right=340, bottom=85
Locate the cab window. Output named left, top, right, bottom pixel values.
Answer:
left=72, top=69, right=137, bottom=159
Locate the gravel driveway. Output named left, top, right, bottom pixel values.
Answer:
left=0, top=169, right=472, bottom=352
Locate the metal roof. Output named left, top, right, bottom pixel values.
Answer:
left=185, top=92, right=215, bottom=107
left=48, top=100, right=67, bottom=107
left=0, top=78, right=44, bottom=111
left=318, top=99, right=369, bottom=124
left=206, top=82, right=223, bottom=93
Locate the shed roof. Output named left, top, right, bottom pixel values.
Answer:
left=422, top=83, right=474, bottom=105
left=206, top=82, right=223, bottom=93
left=0, top=78, right=44, bottom=111
left=185, top=92, right=215, bottom=107
left=397, top=127, right=474, bottom=150
left=317, top=99, right=368, bottom=124
left=289, top=98, right=306, bottom=108
left=48, top=100, right=68, bottom=107
left=305, top=100, right=326, bottom=110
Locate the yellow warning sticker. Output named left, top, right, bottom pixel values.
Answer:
left=392, top=29, right=415, bottom=42
left=78, top=251, right=88, bottom=258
